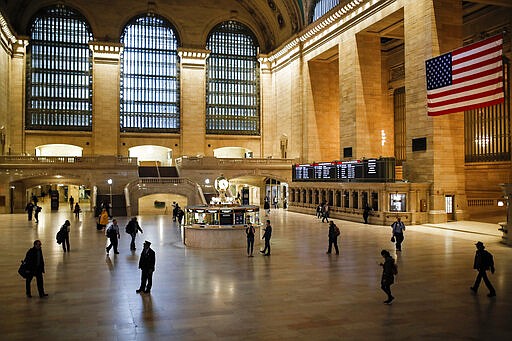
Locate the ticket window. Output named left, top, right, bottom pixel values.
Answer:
left=390, top=193, right=406, bottom=212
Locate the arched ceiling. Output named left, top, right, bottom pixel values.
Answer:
left=0, top=0, right=308, bottom=53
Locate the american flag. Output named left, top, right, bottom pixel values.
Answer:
left=426, top=35, right=503, bottom=116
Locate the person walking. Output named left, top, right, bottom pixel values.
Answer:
left=126, top=217, right=143, bottom=251
left=363, top=205, right=371, bottom=224
left=136, top=241, right=156, bottom=294
left=316, top=203, right=323, bottom=219
left=326, top=221, right=340, bottom=255
left=24, top=240, right=48, bottom=298
left=379, top=249, right=396, bottom=304
left=105, top=219, right=120, bottom=254
left=391, top=217, right=406, bottom=251
left=260, top=220, right=272, bottom=256
left=98, top=208, right=109, bottom=230
left=69, top=196, right=74, bottom=210
left=470, top=241, right=496, bottom=297
left=34, top=204, right=42, bottom=223
left=246, top=223, right=256, bottom=257
left=264, top=196, right=271, bottom=215
left=25, top=202, right=34, bottom=221
left=322, top=203, right=330, bottom=223
left=60, top=220, right=71, bottom=252
left=73, top=203, right=81, bottom=219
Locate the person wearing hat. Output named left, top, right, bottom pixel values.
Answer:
left=470, top=241, right=496, bottom=297
left=60, top=220, right=71, bottom=252
left=137, top=241, right=156, bottom=294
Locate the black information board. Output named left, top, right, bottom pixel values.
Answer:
left=292, top=157, right=395, bottom=183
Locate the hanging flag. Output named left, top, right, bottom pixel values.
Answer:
left=425, top=34, right=503, bottom=116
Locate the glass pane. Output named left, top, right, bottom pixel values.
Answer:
left=26, top=5, right=93, bottom=131
left=120, top=15, right=180, bottom=132
left=206, top=21, right=260, bottom=135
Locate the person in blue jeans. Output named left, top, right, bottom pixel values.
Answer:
left=391, top=217, right=405, bottom=251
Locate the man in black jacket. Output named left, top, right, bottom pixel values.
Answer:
left=126, top=217, right=143, bottom=251
left=24, top=240, right=48, bottom=298
left=260, top=220, right=272, bottom=256
left=137, top=241, right=156, bottom=294
left=470, top=241, right=496, bottom=297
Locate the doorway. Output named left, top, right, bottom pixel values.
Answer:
left=445, top=195, right=455, bottom=221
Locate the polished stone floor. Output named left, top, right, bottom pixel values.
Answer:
left=1, top=207, right=511, bottom=340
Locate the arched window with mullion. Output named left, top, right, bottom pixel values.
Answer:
left=26, top=5, right=93, bottom=131
left=309, top=0, right=340, bottom=23
left=120, top=15, right=180, bottom=132
left=206, top=20, right=260, bottom=135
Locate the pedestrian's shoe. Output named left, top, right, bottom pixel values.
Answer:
left=264, top=254, right=270, bottom=256
left=144, top=290, right=151, bottom=294
left=487, top=292, right=496, bottom=297
left=470, top=286, right=477, bottom=294
left=259, top=250, right=264, bottom=253
left=40, top=293, right=48, bottom=298
left=114, top=252, right=120, bottom=254
left=384, top=296, right=394, bottom=304
left=136, top=289, right=143, bottom=294
left=326, top=252, right=331, bottom=254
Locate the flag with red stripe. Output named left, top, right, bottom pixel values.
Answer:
left=425, top=35, right=504, bottom=116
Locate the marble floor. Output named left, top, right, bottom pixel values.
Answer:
left=1, top=208, right=511, bottom=340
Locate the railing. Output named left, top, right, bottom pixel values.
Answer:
left=467, top=199, right=496, bottom=207
left=138, top=177, right=198, bottom=187
left=0, top=155, right=138, bottom=166
left=175, top=156, right=296, bottom=169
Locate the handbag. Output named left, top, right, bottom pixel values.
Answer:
left=18, top=260, right=30, bottom=279
left=390, top=235, right=395, bottom=243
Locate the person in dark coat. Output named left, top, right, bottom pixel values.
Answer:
left=126, top=217, right=143, bottom=251
left=470, top=241, right=496, bottom=297
left=363, top=205, right=371, bottom=224
left=260, top=220, right=272, bottom=256
left=379, top=249, right=396, bottom=304
left=105, top=219, right=120, bottom=254
left=137, top=241, right=156, bottom=294
left=60, top=220, right=71, bottom=252
left=24, top=240, right=48, bottom=298
left=34, top=204, right=42, bottom=223
left=245, top=223, right=256, bottom=257
left=326, top=221, right=340, bottom=255
left=73, top=203, right=81, bottom=219
left=25, top=202, right=34, bottom=221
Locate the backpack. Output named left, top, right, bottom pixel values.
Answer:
left=56, top=229, right=65, bottom=244
left=125, top=222, right=134, bottom=234
left=335, top=226, right=340, bottom=236
left=35, top=206, right=42, bottom=213
left=106, top=226, right=116, bottom=238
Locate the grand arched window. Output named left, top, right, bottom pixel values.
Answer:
left=26, top=5, right=93, bottom=130
left=310, top=0, right=339, bottom=23
left=206, top=21, right=260, bottom=135
left=120, top=15, right=180, bottom=132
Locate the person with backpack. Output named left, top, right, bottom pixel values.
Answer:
left=126, top=217, right=143, bottom=251
left=379, top=249, right=397, bottom=304
left=105, top=219, right=120, bottom=255
left=59, top=220, right=71, bottom=252
left=326, top=221, right=340, bottom=255
left=245, top=223, right=256, bottom=257
left=470, top=241, right=496, bottom=297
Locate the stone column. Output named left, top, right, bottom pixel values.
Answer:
left=9, top=39, right=28, bottom=155
left=89, top=42, right=122, bottom=156
left=178, top=48, right=209, bottom=157
left=403, top=0, right=466, bottom=223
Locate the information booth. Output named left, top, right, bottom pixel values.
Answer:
left=184, top=205, right=260, bottom=248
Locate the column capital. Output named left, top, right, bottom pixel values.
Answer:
left=258, top=54, right=272, bottom=72
left=11, top=39, right=28, bottom=58
left=178, top=48, right=210, bottom=68
left=89, top=41, right=123, bottom=64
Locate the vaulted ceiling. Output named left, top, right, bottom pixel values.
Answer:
left=0, top=0, right=308, bottom=53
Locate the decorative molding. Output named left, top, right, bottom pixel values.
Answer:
left=89, top=42, right=123, bottom=63
left=178, top=48, right=210, bottom=68
left=0, top=12, right=17, bottom=54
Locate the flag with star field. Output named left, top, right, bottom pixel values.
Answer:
left=425, top=34, right=504, bottom=116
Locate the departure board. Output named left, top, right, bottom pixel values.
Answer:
left=292, top=157, right=395, bottom=183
